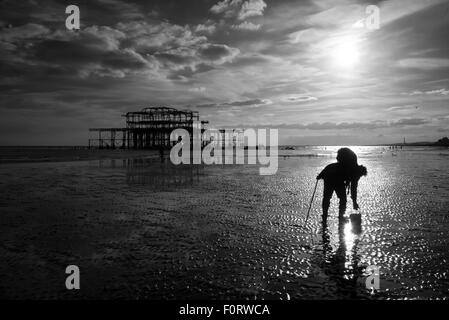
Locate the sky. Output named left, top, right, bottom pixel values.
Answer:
left=0, top=0, right=448, bottom=145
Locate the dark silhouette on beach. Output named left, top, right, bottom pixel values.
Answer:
left=319, top=214, right=366, bottom=298
left=317, top=148, right=367, bottom=221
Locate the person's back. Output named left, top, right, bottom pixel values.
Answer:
left=317, top=160, right=367, bottom=221
left=317, top=162, right=346, bottom=185
left=336, top=147, right=358, bottom=182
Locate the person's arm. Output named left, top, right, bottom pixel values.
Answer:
left=351, top=179, right=359, bottom=209
left=317, top=168, right=326, bottom=180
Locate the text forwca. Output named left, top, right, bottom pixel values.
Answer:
left=169, top=121, right=278, bottom=175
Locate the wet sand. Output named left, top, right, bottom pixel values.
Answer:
left=0, top=147, right=448, bottom=299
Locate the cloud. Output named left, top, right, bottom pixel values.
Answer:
left=189, top=87, right=206, bottom=93
left=222, top=118, right=431, bottom=130
left=287, top=28, right=323, bottom=44
left=198, top=44, right=240, bottom=64
left=406, top=88, right=449, bottom=96
left=0, top=23, right=50, bottom=42
left=210, top=0, right=243, bottom=17
left=195, top=23, right=217, bottom=34
left=116, top=21, right=206, bottom=50
left=232, top=21, right=261, bottom=31
left=116, top=21, right=239, bottom=79
left=0, top=19, right=241, bottom=80
left=82, top=25, right=126, bottom=50
left=393, top=118, right=429, bottom=126
left=197, top=98, right=271, bottom=108
left=387, top=105, right=419, bottom=111
left=299, top=121, right=386, bottom=130
left=210, top=0, right=267, bottom=20
left=238, top=0, right=267, bottom=20
left=283, top=95, right=318, bottom=102
left=93, top=0, right=144, bottom=20
left=32, top=30, right=150, bottom=78
left=225, top=98, right=271, bottom=106
left=398, top=58, right=449, bottom=70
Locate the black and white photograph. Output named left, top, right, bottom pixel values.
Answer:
left=0, top=0, right=448, bottom=307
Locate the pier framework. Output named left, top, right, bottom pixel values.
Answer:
left=89, top=106, right=247, bottom=150
left=89, top=107, right=209, bottom=149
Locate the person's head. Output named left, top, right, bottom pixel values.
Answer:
left=337, top=147, right=358, bottom=166
left=357, top=165, right=367, bottom=177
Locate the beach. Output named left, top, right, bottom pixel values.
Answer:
left=0, top=146, right=448, bottom=299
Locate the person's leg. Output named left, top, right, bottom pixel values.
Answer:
left=335, top=183, right=347, bottom=218
left=322, top=183, right=333, bottom=221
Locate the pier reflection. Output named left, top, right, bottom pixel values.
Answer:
left=98, top=158, right=204, bottom=190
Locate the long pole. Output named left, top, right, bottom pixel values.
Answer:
left=305, top=179, right=319, bottom=225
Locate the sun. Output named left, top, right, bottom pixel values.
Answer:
left=332, top=37, right=360, bottom=69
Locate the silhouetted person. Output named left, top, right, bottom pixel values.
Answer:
left=336, top=147, right=358, bottom=178
left=317, top=148, right=367, bottom=221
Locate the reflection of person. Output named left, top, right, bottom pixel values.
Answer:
left=320, top=216, right=364, bottom=298
left=316, top=148, right=367, bottom=221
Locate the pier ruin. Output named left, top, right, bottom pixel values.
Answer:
left=88, top=106, right=244, bottom=149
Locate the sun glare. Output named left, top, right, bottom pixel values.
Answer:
left=333, top=37, right=360, bottom=69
